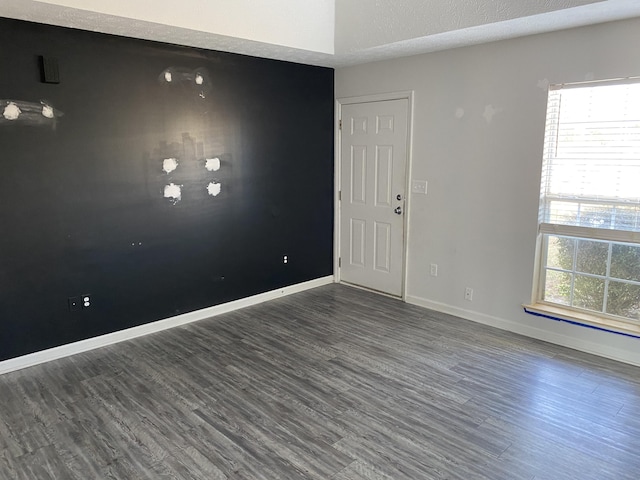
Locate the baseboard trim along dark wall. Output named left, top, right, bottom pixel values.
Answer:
left=0, top=276, right=334, bottom=375
left=0, top=18, right=334, bottom=361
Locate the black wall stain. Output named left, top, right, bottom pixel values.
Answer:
left=0, top=19, right=334, bottom=361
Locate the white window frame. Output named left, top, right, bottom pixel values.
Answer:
left=530, top=77, right=640, bottom=333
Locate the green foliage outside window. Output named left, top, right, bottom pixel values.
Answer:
left=546, top=236, right=640, bottom=321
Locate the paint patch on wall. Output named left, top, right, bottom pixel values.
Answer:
left=0, top=99, right=62, bottom=126
left=3, top=102, right=21, bottom=120
left=482, top=104, right=502, bottom=124
left=164, top=183, right=182, bottom=204
left=585, top=72, right=595, bottom=81
left=159, top=67, right=210, bottom=91
left=41, top=104, right=55, bottom=119
left=205, top=157, right=221, bottom=172
left=454, top=108, right=465, bottom=119
left=162, top=158, right=178, bottom=174
left=158, top=67, right=211, bottom=100
left=207, top=182, right=221, bottom=197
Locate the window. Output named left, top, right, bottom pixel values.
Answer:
left=534, top=79, right=640, bottom=326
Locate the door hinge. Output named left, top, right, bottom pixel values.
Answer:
left=338, top=190, right=341, bottom=201
left=339, top=119, right=342, bottom=130
left=338, top=257, right=341, bottom=268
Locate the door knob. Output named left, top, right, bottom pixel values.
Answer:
left=394, top=206, right=402, bottom=215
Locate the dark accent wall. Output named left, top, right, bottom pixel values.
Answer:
left=0, top=19, right=334, bottom=361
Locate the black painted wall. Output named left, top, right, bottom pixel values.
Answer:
left=0, top=19, right=334, bottom=361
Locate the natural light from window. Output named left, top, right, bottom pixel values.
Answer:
left=537, top=79, right=640, bottom=326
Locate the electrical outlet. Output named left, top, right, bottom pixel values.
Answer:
left=430, top=263, right=438, bottom=277
left=464, top=287, right=473, bottom=301
left=81, top=294, right=91, bottom=308
left=411, top=180, right=428, bottom=195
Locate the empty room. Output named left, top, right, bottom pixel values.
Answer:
left=1, top=1, right=640, bottom=478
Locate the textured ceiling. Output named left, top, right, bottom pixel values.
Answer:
left=334, top=0, right=640, bottom=66
left=335, top=0, right=605, bottom=52
left=1, top=0, right=640, bottom=67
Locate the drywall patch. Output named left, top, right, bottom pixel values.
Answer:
left=3, top=102, right=21, bottom=120
left=1, top=99, right=62, bottom=126
left=483, top=104, right=502, bottom=124
left=164, top=183, right=182, bottom=204
left=205, top=157, right=221, bottom=172
left=207, top=182, right=221, bottom=197
left=159, top=67, right=210, bottom=88
left=41, top=103, right=54, bottom=119
left=159, top=67, right=210, bottom=100
left=454, top=107, right=465, bottom=119
left=162, top=158, right=178, bottom=174
left=537, top=78, right=550, bottom=90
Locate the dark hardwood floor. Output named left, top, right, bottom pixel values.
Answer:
left=1, top=284, right=639, bottom=479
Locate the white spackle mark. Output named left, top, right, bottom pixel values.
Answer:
left=162, top=158, right=178, bottom=174
left=483, top=104, right=502, bottom=124
left=537, top=78, right=550, bottom=90
left=455, top=108, right=465, bottom=119
left=199, top=92, right=206, bottom=99
left=205, top=157, right=221, bottom=172
left=585, top=72, right=595, bottom=81
left=3, top=102, right=21, bottom=120
left=164, top=183, right=182, bottom=204
left=207, top=182, right=221, bottom=197
left=164, top=71, right=173, bottom=82
left=41, top=103, right=54, bottom=119
left=195, top=74, right=204, bottom=85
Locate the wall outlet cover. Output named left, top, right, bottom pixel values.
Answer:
left=411, top=180, right=427, bottom=194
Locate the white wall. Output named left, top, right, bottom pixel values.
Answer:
left=336, top=18, right=640, bottom=366
left=29, top=0, right=335, bottom=53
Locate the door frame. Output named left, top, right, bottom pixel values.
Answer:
left=335, top=91, right=415, bottom=300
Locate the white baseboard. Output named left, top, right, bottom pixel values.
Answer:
left=406, top=295, right=640, bottom=367
left=0, top=276, right=334, bottom=375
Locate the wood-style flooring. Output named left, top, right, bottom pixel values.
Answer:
left=1, top=284, right=639, bottom=479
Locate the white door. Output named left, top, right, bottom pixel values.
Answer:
left=339, top=99, right=408, bottom=297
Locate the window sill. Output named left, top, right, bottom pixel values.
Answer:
left=523, top=303, right=640, bottom=339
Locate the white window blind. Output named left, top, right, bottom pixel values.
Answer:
left=539, top=80, right=640, bottom=239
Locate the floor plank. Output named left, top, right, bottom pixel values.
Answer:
left=1, top=284, right=639, bottom=479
